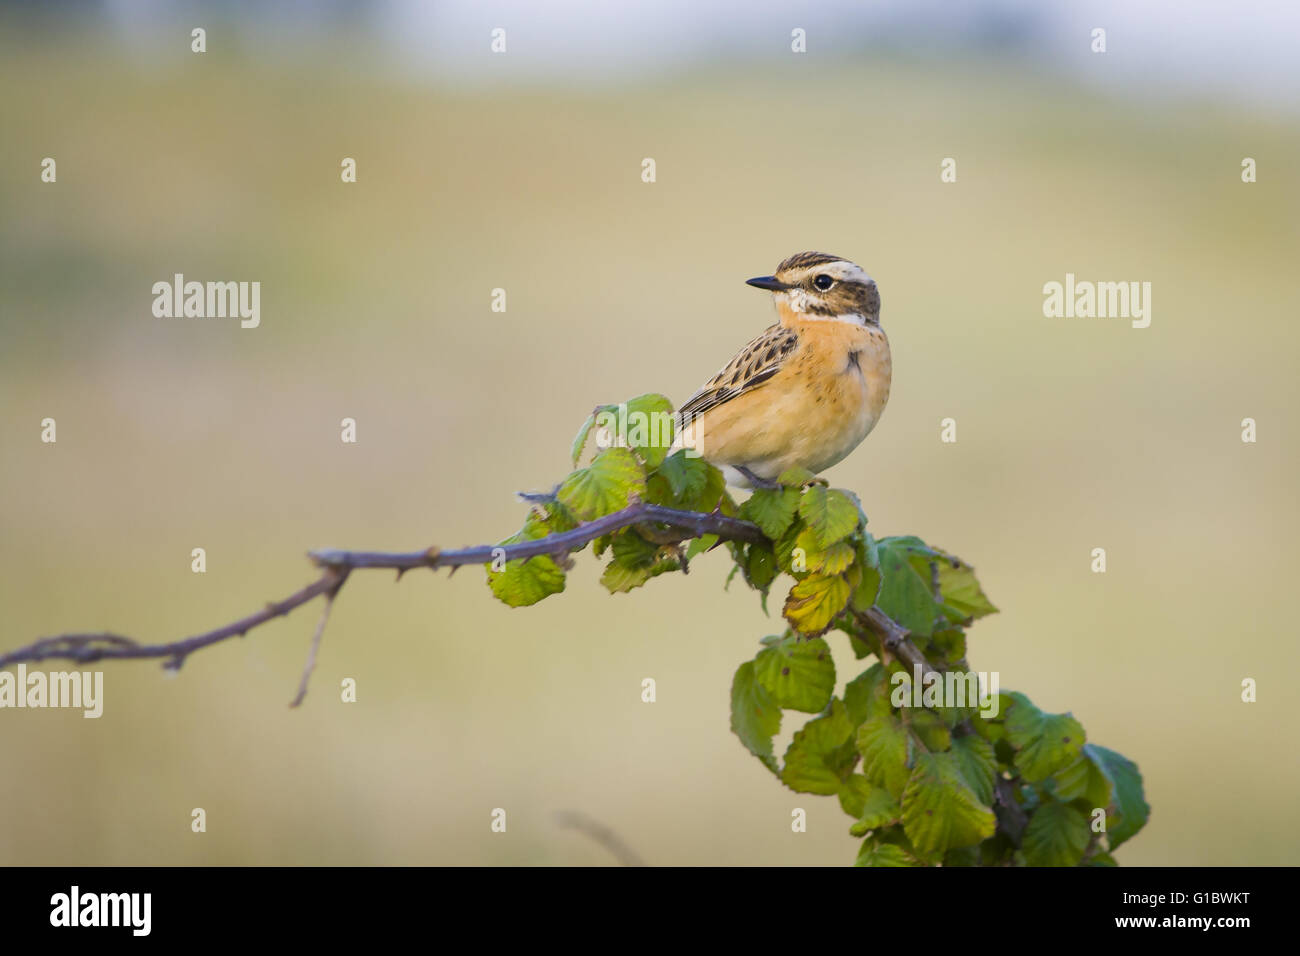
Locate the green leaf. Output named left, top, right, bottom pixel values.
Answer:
left=754, top=634, right=835, bottom=713
left=772, top=519, right=804, bottom=574
left=557, top=447, right=647, bottom=520
left=621, top=393, right=676, bottom=468
left=847, top=785, right=902, bottom=834
left=943, top=845, right=983, bottom=867
left=936, top=558, right=998, bottom=621
left=654, top=456, right=728, bottom=514
left=578, top=396, right=676, bottom=469
left=600, top=556, right=678, bottom=593
left=791, top=527, right=855, bottom=575
left=730, top=661, right=781, bottom=773
left=781, top=699, right=857, bottom=794
left=950, top=734, right=997, bottom=806
left=816, top=538, right=857, bottom=574
left=570, top=405, right=607, bottom=466
left=927, top=628, right=967, bottom=667
left=901, top=752, right=997, bottom=861
left=1005, top=694, right=1086, bottom=783
left=875, top=540, right=943, bottom=637
left=797, top=486, right=862, bottom=549
left=596, top=528, right=679, bottom=592
left=685, top=534, right=717, bottom=559
left=1049, top=752, right=1109, bottom=804
left=486, top=554, right=566, bottom=607
left=838, top=774, right=874, bottom=818
left=740, top=485, right=802, bottom=540
left=857, top=714, right=912, bottom=800
left=969, top=712, right=1005, bottom=745
left=908, top=710, right=952, bottom=751
left=782, top=573, right=851, bottom=636
left=741, top=543, right=778, bottom=594
left=610, top=529, right=657, bottom=568
left=1084, top=744, right=1150, bottom=851
left=858, top=532, right=880, bottom=568
left=1022, top=799, right=1090, bottom=866
left=654, top=449, right=711, bottom=502
left=854, top=839, right=918, bottom=867
left=844, top=663, right=892, bottom=725
left=880, top=535, right=940, bottom=557
left=851, top=537, right=882, bottom=611
left=520, top=498, right=580, bottom=537
left=851, top=569, right=882, bottom=614
left=777, top=466, right=818, bottom=487
left=927, top=667, right=985, bottom=728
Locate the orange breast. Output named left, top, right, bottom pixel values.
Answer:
left=685, top=318, right=891, bottom=479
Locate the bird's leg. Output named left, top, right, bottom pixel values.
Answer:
left=736, top=465, right=782, bottom=491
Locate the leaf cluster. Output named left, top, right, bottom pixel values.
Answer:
left=485, top=395, right=1150, bottom=865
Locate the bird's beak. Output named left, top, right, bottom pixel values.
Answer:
left=745, top=275, right=792, bottom=292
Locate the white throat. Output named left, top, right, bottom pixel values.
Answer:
left=777, top=289, right=871, bottom=327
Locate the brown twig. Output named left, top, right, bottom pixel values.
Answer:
left=0, top=573, right=343, bottom=671
left=852, top=606, right=936, bottom=677
left=289, top=567, right=348, bottom=708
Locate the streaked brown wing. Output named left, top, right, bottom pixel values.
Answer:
left=677, top=324, right=799, bottom=421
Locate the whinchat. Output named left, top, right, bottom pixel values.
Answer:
left=674, top=252, right=890, bottom=488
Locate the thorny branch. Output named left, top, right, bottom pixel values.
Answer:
left=0, top=497, right=937, bottom=719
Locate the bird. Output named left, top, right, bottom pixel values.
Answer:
left=672, top=252, right=890, bottom=489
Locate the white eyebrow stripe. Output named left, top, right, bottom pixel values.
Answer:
left=820, top=261, right=871, bottom=284
left=782, top=260, right=873, bottom=286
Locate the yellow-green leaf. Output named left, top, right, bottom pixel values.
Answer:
left=797, top=486, right=862, bottom=549
left=740, top=485, right=802, bottom=539
left=754, top=634, right=835, bottom=712
left=857, top=714, right=912, bottom=800
left=730, top=661, right=781, bottom=773
left=936, top=558, right=998, bottom=621
left=781, top=699, right=856, bottom=794
left=901, top=752, right=996, bottom=861
left=486, top=555, right=566, bottom=607
left=782, top=573, right=851, bottom=635
left=557, top=447, right=647, bottom=520
left=847, top=783, right=902, bottom=834
left=951, top=734, right=997, bottom=806
left=854, top=840, right=918, bottom=867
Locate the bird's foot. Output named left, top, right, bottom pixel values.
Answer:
left=735, top=466, right=783, bottom=491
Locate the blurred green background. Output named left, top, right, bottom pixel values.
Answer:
left=2, top=3, right=1298, bottom=865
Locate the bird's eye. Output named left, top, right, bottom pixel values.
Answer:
left=813, top=274, right=834, bottom=291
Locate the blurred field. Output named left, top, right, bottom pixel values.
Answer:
left=1, top=27, right=1298, bottom=865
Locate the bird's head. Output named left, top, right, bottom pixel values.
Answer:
left=746, top=252, right=880, bottom=326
